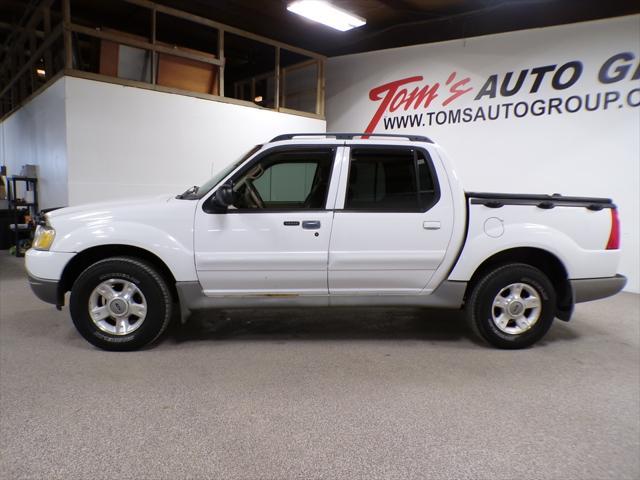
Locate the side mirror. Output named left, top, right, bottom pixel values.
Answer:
left=205, top=183, right=234, bottom=213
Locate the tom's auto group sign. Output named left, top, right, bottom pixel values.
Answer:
left=365, top=52, right=640, bottom=134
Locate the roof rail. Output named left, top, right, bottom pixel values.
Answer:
left=269, top=132, right=433, bottom=143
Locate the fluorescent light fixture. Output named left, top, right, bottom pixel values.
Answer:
left=287, top=1, right=366, bottom=32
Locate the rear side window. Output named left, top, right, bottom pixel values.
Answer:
left=345, top=148, right=438, bottom=212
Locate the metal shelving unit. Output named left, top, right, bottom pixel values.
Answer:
left=7, top=176, right=38, bottom=257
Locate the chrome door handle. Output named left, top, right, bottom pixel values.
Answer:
left=423, top=221, right=441, bottom=230
left=302, top=220, right=321, bottom=230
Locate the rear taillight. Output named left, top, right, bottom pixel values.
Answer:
left=606, top=208, right=620, bottom=250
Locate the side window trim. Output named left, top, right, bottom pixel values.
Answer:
left=416, top=148, right=441, bottom=212
left=337, top=145, right=441, bottom=213
left=325, top=146, right=348, bottom=211
left=413, top=149, right=421, bottom=208
left=222, top=144, right=339, bottom=213
left=332, top=146, right=351, bottom=211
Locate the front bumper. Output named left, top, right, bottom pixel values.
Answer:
left=27, top=273, right=60, bottom=305
left=25, top=249, right=75, bottom=279
left=25, top=249, right=74, bottom=306
left=571, top=274, right=627, bottom=303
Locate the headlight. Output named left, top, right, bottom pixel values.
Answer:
left=33, top=225, right=56, bottom=251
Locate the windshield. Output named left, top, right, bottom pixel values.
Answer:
left=176, top=145, right=262, bottom=199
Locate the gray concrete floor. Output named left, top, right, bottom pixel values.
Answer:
left=1, top=252, right=639, bottom=480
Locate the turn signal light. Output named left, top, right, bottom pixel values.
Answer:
left=33, top=225, right=56, bottom=251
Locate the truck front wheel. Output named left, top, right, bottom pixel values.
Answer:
left=467, top=263, right=556, bottom=349
left=69, top=257, right=172, bottom=351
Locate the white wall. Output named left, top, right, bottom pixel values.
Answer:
left=0, top=77, right=69, bottom=209
left=64, top=77, right=326, bottom=204
left=326, top=15, right=640, bottom=292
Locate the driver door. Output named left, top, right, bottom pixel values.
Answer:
left=194, top=146, right=341, bottom=296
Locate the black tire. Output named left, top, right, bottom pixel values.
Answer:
left=69, top=257, right=172, bottom=351
left=466, top=263, right=556, bottom=349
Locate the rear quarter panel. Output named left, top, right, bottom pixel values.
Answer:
left=448, top=202, right=619, bottom=281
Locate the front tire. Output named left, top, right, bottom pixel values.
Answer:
left=70, top=257, right=172, bottom=351
left=467, top=263, right=556, bottom=349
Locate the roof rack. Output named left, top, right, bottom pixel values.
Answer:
left=269, top=133, right=433, bottom=143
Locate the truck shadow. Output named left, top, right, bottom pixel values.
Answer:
left=167, top=308, right=581, bottom=346
left=169, top=308, right=468, bottom=344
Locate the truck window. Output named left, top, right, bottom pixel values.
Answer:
left=346, top=148, right=437, bottom=212
left=417, top=153, right=436, bottom=209
left=231, top=149, right=334, bottom=210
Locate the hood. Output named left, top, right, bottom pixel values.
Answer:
left=43, top=193, right=198, bottom=256
left=46, top=194, right=175, bottom=221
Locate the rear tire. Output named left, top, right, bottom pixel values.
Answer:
left=69, top=257, right=172, bottom=351
left=467, top=263, right=556, bottom=349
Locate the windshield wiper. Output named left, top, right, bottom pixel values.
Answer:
left=176, top=185, right=199, bottom=199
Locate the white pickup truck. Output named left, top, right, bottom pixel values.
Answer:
left=26, top=133, right=626, bottom=351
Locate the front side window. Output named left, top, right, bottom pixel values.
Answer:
left=230, top=149, right=334, bottom=210
left=345, top=148, right=438, bottom=212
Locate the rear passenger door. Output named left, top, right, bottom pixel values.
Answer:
left=328, top=145, right=454, bottom=295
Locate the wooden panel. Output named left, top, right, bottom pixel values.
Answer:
left=99, top=40, right=119, bottom=77
left=99, top=28, right=145, bottom=77
left=157, top=53, right=218, bottom=95
left=94, top=26, right=219, bottom=94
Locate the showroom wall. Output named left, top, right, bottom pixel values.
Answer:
left=326, top=15, right=640, bottom=293
left=64, top=77, right=326, bottom=205
left=0, top=78, right=69, bottom=209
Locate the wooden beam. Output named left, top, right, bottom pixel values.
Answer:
left=277, top=106, right=324, bottom=120
left=64, top=68, right=298, bottom=111
left=218, top=28, right=224, bottom=96
left=42, top=4, right=53, bottom=79
left=274, top=47, right=280, bottom=109
left=69, top=24, right=223, bottom=66
left=0, top=21, right=45, bottom=38
left=281, top=58, right=317, bottom=74
left=29, top=24, right=37, bottom=92
left=316, top=60, right=325, bottom=117
left=62, top=0, right=72, bottom=69
left=280, top=67, right=287, bottom=109
left=150, top=8, right=157, bottom=84
left=19, top=53, right=28, bottom=100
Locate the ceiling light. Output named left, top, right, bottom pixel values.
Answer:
left=287, top=1, right=366, bottom=32
left=36, top=68, right=46, bottom=77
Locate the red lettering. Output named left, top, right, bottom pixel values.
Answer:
left=407, top=84, right=440, bottom=110
left=364, top=72, right=474, bottom=134
left=443, top=72, right=473, bottom=106
left=364, top=76, right=422, bottom=134
left=389, top=88, right=409, bottom=112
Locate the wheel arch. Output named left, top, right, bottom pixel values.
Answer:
left=464, top=247, right=573, bottom=321
left=59, top=244, right=179, bottom=305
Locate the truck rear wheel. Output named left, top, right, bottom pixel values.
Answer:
left=69, top=257, right=172, bottom=351
left=467, top=263, right=556, bottom=349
